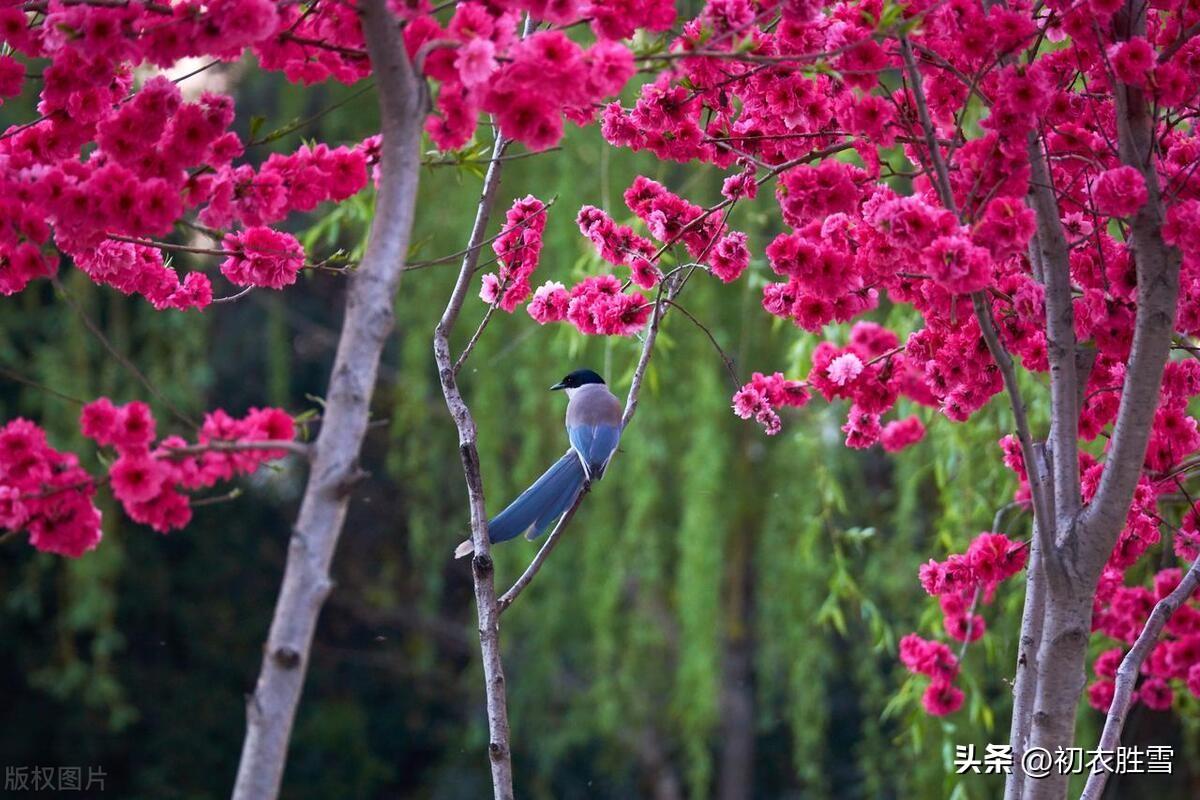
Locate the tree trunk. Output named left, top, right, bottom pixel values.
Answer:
left=1003, top=530, right=1046, bottom=800
left=232, top=3, right=423, bottom=797
left=637, top=728, right=684, bottom=800
left=1022, top=584, right=1092, bottom=800
left=1011, top=4, right=1179, bottom=796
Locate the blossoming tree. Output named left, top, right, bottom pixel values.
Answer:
left=2, top=0, right=1200, bottom=798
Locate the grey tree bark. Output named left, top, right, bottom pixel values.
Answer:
left=903, top=12, right=1182, bottom=800
left=1017, top=4, right=1180, bottom=798
left=432, top=128, right=517, bottom=800
left=232, top=2, right=423, bottom=796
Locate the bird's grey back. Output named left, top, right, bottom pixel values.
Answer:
left=566, top=384, right=623, bottom=427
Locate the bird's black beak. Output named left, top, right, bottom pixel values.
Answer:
left=549, top=381, right=566, bottom=391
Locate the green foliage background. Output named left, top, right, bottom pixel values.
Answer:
left=1, top=55, right=1196, bottom=800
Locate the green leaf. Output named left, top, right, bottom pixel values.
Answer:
left=248, top=114, right=267, bottom=142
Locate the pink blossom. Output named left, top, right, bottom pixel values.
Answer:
left=842, top=405, right=881, bottom=449
left=111, top=402, right=156, bottom=452
left=1138, top=677, right=1174, bottom=711
left=1093, top=166, right=1148, bottom=218
left=110, top=453, right=168, bottom=504
left=919, top=560, right=945, bottom=596
left=827, top=353, right=863, bottom=386
left=966, top=532, right=1028, bottom=585
left=880, top=417, right=925, bottom=452
left=0, top=486, right=28, bottom=529
left=27, top=491, right=103, bottom=558
left=721, top=169, right=757, bottom=201
left=455, top=38, right=498, bottom=88
left=922, top=235, right=992, bottom=294
left=583, top=40, right=635, bottom=96
left=898, top=634, right=959, bottom=682
left=747, top=372, right=810, bottom=408
left=0, top=418, right=101, bottom=557
left=921, top=680, right=965, bottom=716
left=481, top=195, right=548, bottom=312
left=0, top=54, right=24, bottom=99
left=1094, top=648, right=1124, bottom=679
left=527, top=281, right=570, bottom=324
left=732, top=386, right=767, bottom=420
left=1061, top=212, right=1094, bottom=240
left=587, top=0, right=675, bottom=40
left=220, top=227, right=305, bottom=289
left=1109, top=38, right=1155, bottom=86
left=565, top=274, right=650, bottom=335
left=80, top=398, right=118, bottom=446
left=731, top=385, right=782, bottom=435
left=709, top=231, right=750, bottom=282
left=576, top=204, right=657, bottom=284
left=944, top=612, right=986, bottom=643
left=1087, top=680, right=1115, bottom=711
left=1188, top=664, right=1200, bottom=698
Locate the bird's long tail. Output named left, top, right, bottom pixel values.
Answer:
left=454, top=450, right=586, bottom=558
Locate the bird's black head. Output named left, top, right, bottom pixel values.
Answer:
left=550, top=369, right=606, bottom=391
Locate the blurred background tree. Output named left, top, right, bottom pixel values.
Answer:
left=1, top=49, right=1196, bottom=800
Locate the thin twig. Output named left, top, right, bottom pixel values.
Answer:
left=108, top=234, right=231, bottom=257
left=164, top=439, right=311, bottom=459
left=424, top=147, right=561, bottom=168
left=664, top=300, right=739, bottom=388
left=956, top=585, right=984, bottom=663
left=454, top=299, right=503, bottom=375
left=901, top=33, right=1053, bottom=546
left=52, top=276, right=199, bottom=429
left=212, top=286, right=255, bottom=304
left=190, top=487, right=244, bottom=507
left=497, top=484, right=590, bottom=612
left=0, top=364, right=87, bottom=405
left=405, top=197, right=555, bottom=271
left=248, top=82, right=376, bottom=147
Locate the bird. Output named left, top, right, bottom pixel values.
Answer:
left=454, top=368, right=622, bottom=559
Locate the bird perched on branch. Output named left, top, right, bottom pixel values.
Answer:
left=454, top=369, right=622, bottom=559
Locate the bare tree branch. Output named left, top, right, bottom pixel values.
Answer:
left=899, top=38, right=958, bottom=216
left=496, top=481, right=590, bottom=612
left=231, top=2, right=423, bottom=797
left=432, top=125, right=517, bottom=800
left=53, top=275, right=199, bottom=429
left=1028, top=143, right=1082, bottom=540
left=1079, top=555, right=1200, bottom=800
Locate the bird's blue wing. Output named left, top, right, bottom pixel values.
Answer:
left=568, top=423, right=621, bottom=480
left=489, top=451, right=585, bottom=544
